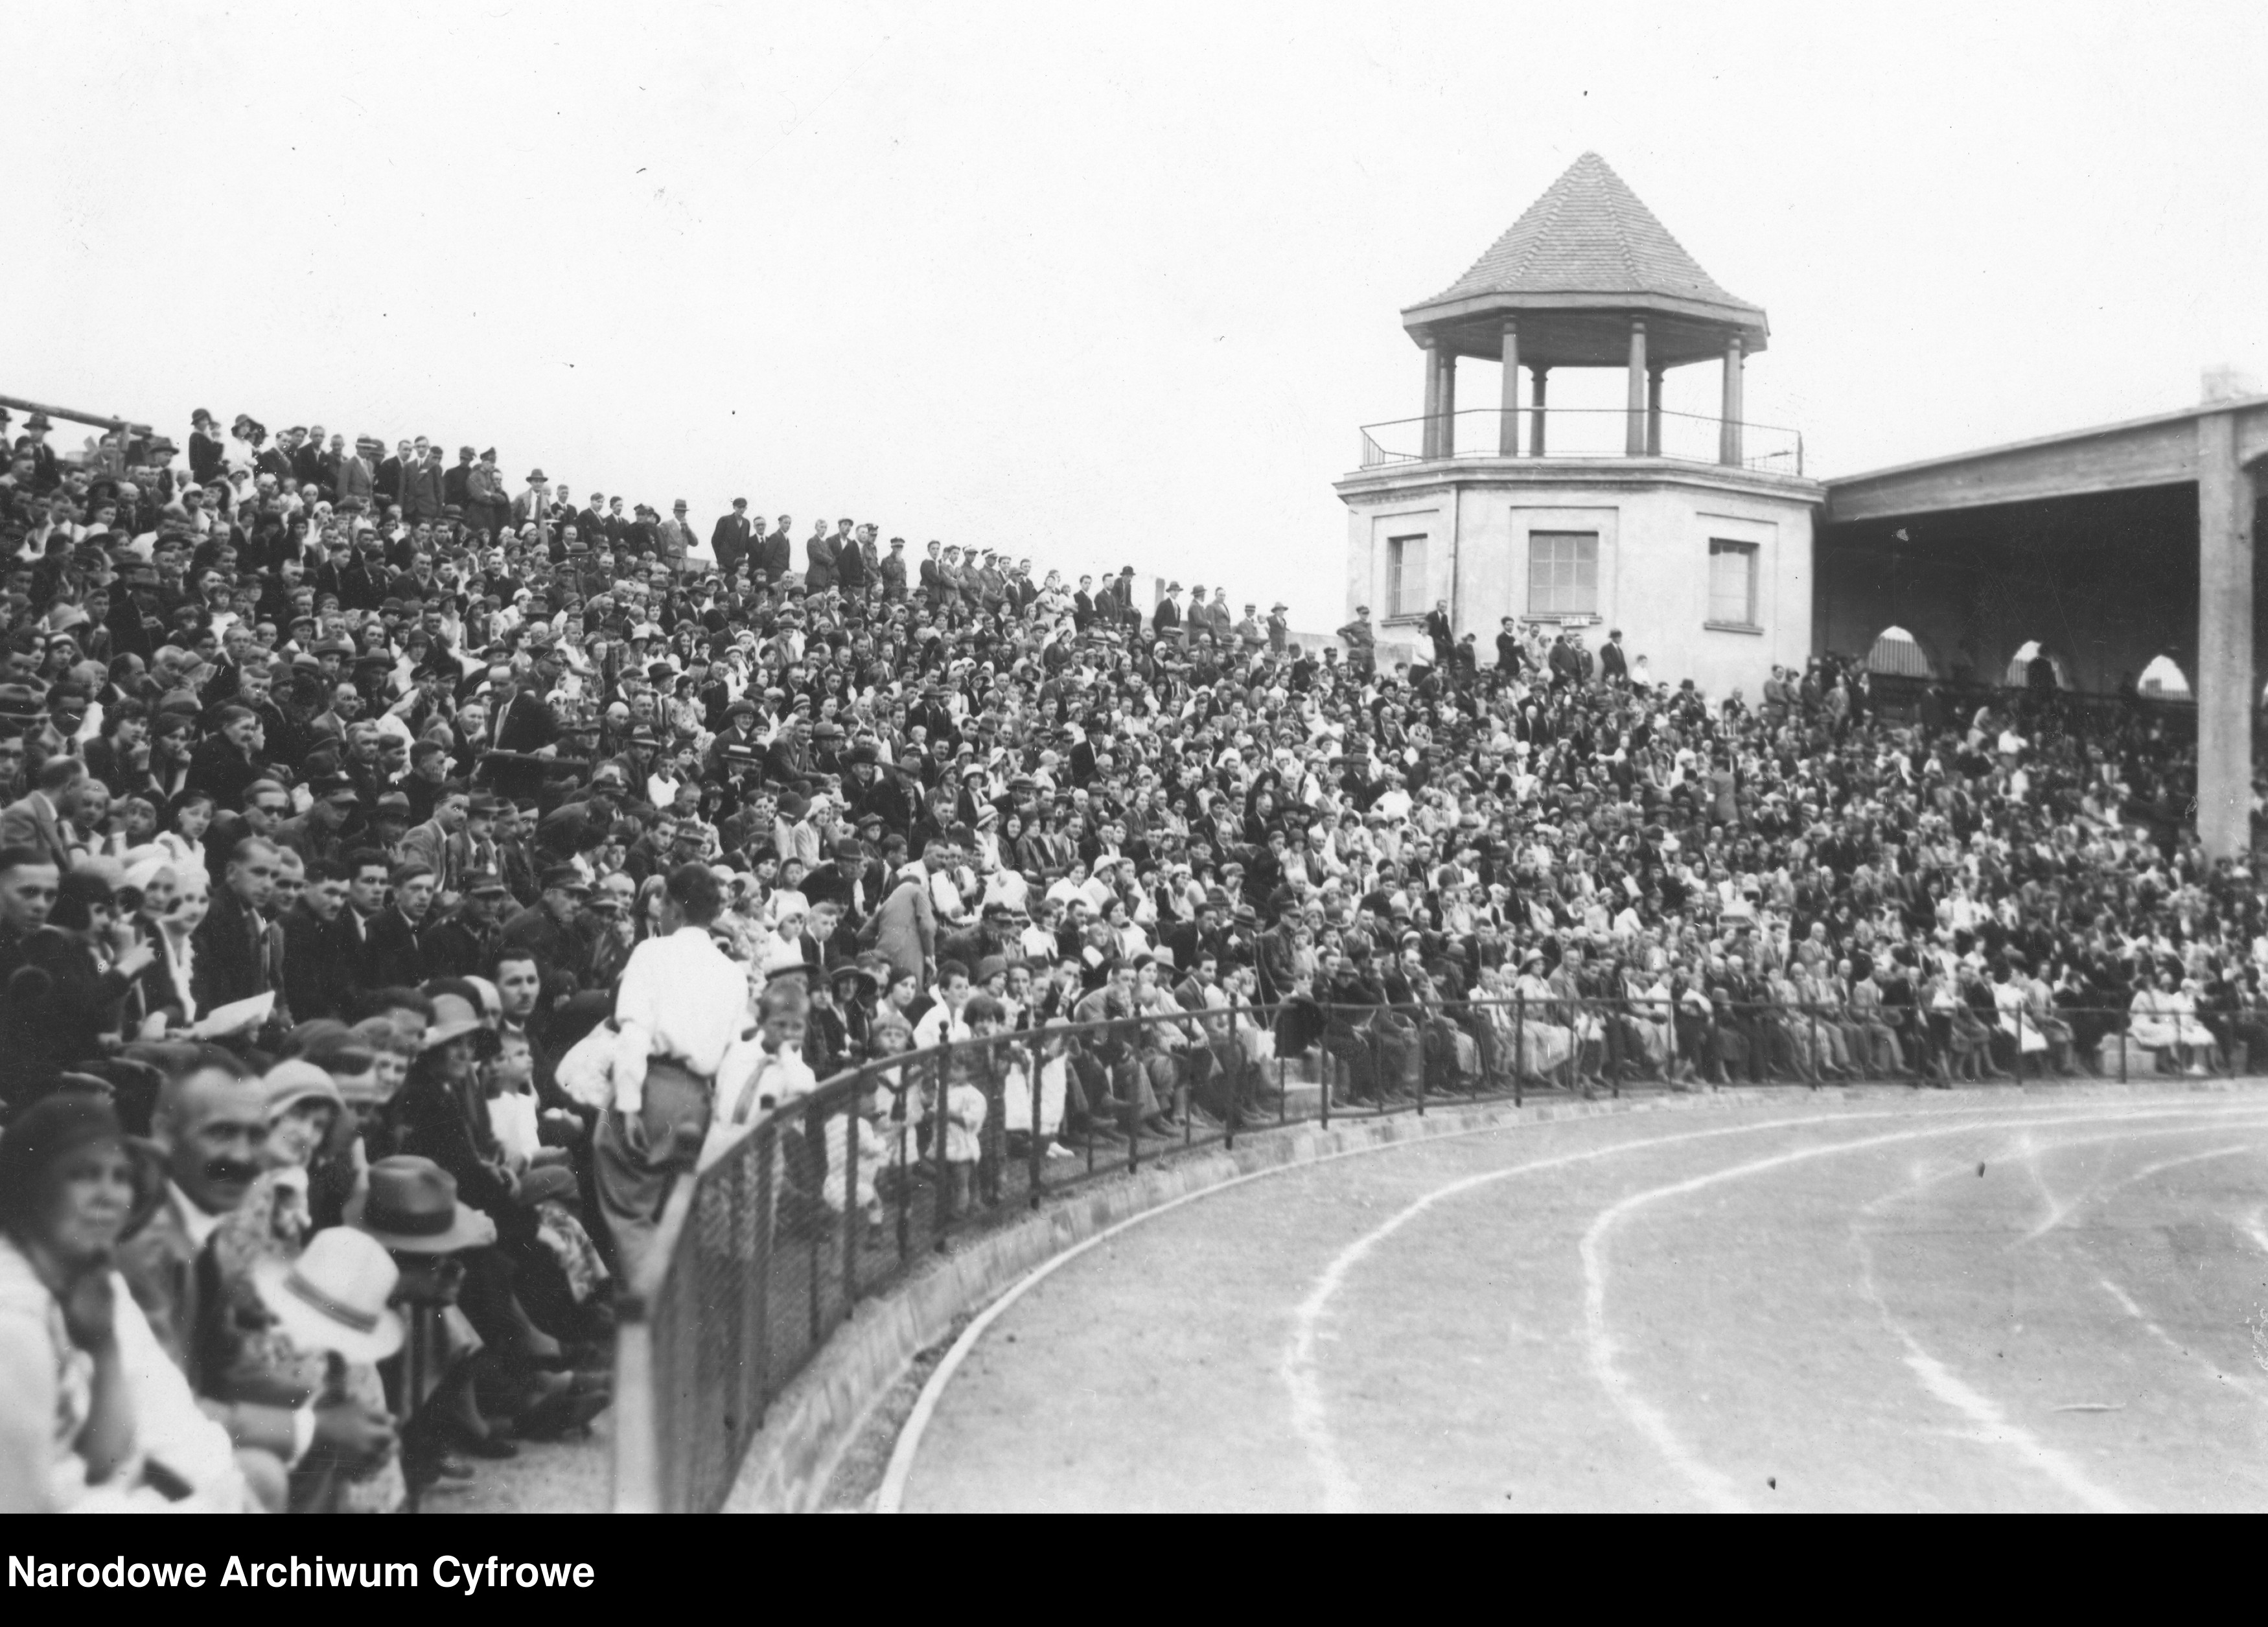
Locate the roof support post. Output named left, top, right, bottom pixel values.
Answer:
left=1420, top=341, right=1440, bottom=459
left=2197, top=410, right=2257, bottom=861
left=1645, top=364, right=1665, bottom=456
left=1438, top=349, right=1456, bottom=457
left=1625, top=319, right=1649, bottom=456
left=1421, top=340, right=1444, bottom=459
left=1718, top=337, right=1744, bottom=466
left=1498, top=321, right=1522, bottom=457
left=1529, top=367, right=1549, bottom=457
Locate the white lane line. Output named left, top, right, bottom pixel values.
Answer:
left=2013, top=1131, right=2074, bottom=1241
left=1890, top=1330, right=2129, bottom=1512
left=2095, top=1277, right=2267, bottom=1405
left=1284, top=1107, right=1941, bottom=1512
left=1582, top=1109, right=2268, bottom=1513
left=1847, top=1124, right=2268, bottom=1509
left=2019, top=1143, right=2257, bottom=1244
left=1290, top=1099, right=2267, bottom=1512
left=888, top=1094, right=2265, bottom=1513
left=880, top=1094, right=1881, bottom=1512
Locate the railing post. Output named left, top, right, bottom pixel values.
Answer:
left=2118, top=1023, right=2128, bottom=1085
left=1514, top=993, right=1525, bottom=1108
left=842, top=1091, right=862, bottom=1314
left=934, top=1042, right=953, bottom=1249
left=1319, top=1007, right=1332, bottom=1132
left=2015, top=1004, right=2026, bottom=1083
left=1028, top=1031, right=1045, bottom=1208
left=1224, top=1002, right=1240, bottom=1150
left=1416, top=1004, right=1428, bottom=1118
left=1127, top=1039, right=1140, bottom=1175
left=1609, top=1000, right=1622, bottom=1099
left=752, top=1121, right=774, bottom=1422
left=891, top=1081, right=911, bottom=1264
left=807, top=1099, right=824, bottom=1343
left=1809, top=1008, right=1820, bottom=1092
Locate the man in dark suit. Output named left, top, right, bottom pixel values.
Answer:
left=578, top=490, right=610, bottom=549
left=281, top=855, right=351, bottom=1021
left=290, top=423, right=329, bottom=492
left=421, top=869, right=508, bottom=980
left=1600, top=628, right=1629, bottom=684
left=1152, top=582, right=1183, bottom=641
left=402, top=441, right=445, bottom=520
left=711, top=498, right=754, bottom=582
left=0, top=755, right=84, bottom=871
left=756, top=516, right=793, bottom=582
left=802, top=837, right=868, bottom=925
left=443, top=446, right=476, bottom=512
left=483, top=669, right=560, bottom=802
left=489, top=673, right=559, bottom=756
left=376, top=439, right=411, bottom=508
left=192, top=837, right=281, bottom=1017
left=365, top=860, right=435, bottom=989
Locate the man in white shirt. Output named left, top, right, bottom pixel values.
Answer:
left=596, top=863, right=756, bottom=1275
left=912, top=959, right=975, bottom=1051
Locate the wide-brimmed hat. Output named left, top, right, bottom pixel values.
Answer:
left=252, top=1227, right=404, bottom=1363
left=347, top=1156, right=494, bottom=1253
left=417, top=993, right=485, bottom=1051
left=262, top=1059, right=344, bottom=1126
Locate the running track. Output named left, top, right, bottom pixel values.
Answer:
left=886, top=1089, right=2268, bottom=1512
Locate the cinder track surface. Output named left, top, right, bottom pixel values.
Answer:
left=892, top=1089, right=2268, bottom=1512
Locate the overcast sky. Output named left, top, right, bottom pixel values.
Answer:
left=16, top=2, right=2267, bottom=623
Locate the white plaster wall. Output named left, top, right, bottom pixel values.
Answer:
left=1340, top=468, right=1816, bottom=700
left=1352, top=498, right=1443, bottom=626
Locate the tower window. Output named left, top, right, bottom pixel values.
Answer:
left=1386, top=535, right=1426, bottom=617
left=1707, top=538, right=1759, bottom=629
left=1527, top=531, right=1598, bottom=617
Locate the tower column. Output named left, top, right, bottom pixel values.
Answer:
left=1625, top=319, right=1649, bottom=456
left=1529, top=366, right=1550, bottom=457
left=1718, top=336, right=1745, bottom=465
left=1498, top=321, right=1522, bottom=456
left=1420, top=340, right=1444, bottom=459
left=2197, top=411, right=2258, bottom=860
left=1646, top=364, right=1665, bottom=456
left=1439, top=349, right=1457, bottom=456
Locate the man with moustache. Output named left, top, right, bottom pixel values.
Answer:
left=117, top=1050, right=397, bottom=1501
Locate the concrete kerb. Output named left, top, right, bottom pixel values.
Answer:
left=713, top=1074, right=2268, bottom=1514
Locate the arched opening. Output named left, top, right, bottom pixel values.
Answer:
left=2003, top=640, right=2070, bottom=690
left=1864, top=624, right=1934, bottom=679
left=2136, top=654, right=2191, bottom=698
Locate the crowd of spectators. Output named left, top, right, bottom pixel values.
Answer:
left=1, top=395, right=2263, bottom=1513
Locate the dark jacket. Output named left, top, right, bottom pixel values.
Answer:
left=364, top=906, right=429, bottom=991
left=191, top=883, right=272, bottom=1014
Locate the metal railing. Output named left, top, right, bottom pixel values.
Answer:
left=1357, top=407, right=1804, bottom=477
left=608, top=991, right=2245, bottom=1511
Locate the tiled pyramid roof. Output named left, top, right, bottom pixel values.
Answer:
left=1420, top=153, right=1759, bottom=314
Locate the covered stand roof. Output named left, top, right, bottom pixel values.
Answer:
left=1402, top=152, right=1768, bottom=367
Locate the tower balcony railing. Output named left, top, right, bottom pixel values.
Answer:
left=1357, top=407, right=1804, bottom=477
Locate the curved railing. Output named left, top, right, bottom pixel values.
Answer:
left=1358, top=407, right=1804, bottom=476
left=608, top=990, right=2218, bottom=1510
